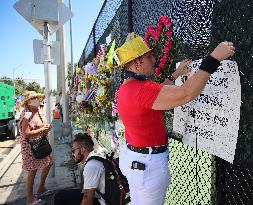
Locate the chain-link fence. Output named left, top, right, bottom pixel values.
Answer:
left=78, top=0, right=253, bottom=204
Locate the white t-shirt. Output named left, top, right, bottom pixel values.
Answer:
left=83, top=158, right=106, bottom=205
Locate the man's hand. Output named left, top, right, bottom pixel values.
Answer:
left=210, top=41, right=235, bottom=61
left=174, top=59, right=192, bottom=78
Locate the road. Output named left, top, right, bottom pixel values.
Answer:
left=0, top=138, right=18, bottom=164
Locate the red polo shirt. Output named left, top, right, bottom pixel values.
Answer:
left=118, top=80, right=168, bottom=147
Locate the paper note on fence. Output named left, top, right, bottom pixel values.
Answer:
left=173, top=60, right=241, bottom=163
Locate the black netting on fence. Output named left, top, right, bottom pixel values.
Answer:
left=94, top=0, right=123, bottom=43
left=216, top=158, right=253, bottom=205
left=84, top=31, right=95, bottom=62
left=211, top=0, right=253, bottom=204
left=132, top=0, right=218, bottom=59
left=211, top=0, right=253, bottom=163
left=78, top=0, right=253, bottom=204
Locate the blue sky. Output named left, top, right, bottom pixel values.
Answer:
left=0, top=0, right=104, bottom=89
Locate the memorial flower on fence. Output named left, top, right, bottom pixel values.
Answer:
left=79, top=42, right=117, bottom=125
left=144, top=16, right=178, bottom=82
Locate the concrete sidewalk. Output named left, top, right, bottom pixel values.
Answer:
left=0, top=120, right=81, bottom=205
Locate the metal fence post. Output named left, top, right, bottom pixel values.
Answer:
left=93, top=27, right=96, bottom=58
left=127, top=0, right=133, bottom=33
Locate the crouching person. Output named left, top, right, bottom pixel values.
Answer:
left=54, top=133, right=103, bottom=205
left=55, top=132, right=129, bottom=205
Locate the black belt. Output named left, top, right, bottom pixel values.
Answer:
left=127, top=144, right=167, bottom=154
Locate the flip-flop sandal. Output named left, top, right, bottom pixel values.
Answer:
left=27, top=198, right=45, bottom=205
left=36, top=189, right=54, bottom=198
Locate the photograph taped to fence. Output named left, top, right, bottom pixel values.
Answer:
left=173, top=60, right=241, bottom=163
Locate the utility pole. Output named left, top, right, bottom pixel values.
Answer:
left=69, top=0, right=74, bottom=74
left=68, top=0, right=74, bottom=141
left=58, top=25, right=69, bottom=124
left=43, top=22, right=54, bottom=177
left=12, top=64, right=22, bottom=96
left=58, top=0, right=70, bottom=133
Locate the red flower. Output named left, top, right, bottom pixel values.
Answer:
left=166, top=30, right=173, bottom=37
left=159, top=16, right=170, bottom=24
left=165, top=21, right=173, bottom=28
left=153, top=34, right=160, bottom=41
left=165, top=40, right=173, bottom=49
left=147, top=25, right=154, bottom=33
left=144, top=32, right=150, bottom=39
left=163, top=46, right=170, bottom=53
left=159, top=16, right=173, bottom=28
left=159, top=61, right=166, bottom=69
left=144, top=15, right=175, bottom=79
left=160, top=55, right=167, bottom=64
left=155, top=68, right=162, bottom=76
left=157, top=23, right=164, bottom=31
left=150, top=30, right=161, bottom=41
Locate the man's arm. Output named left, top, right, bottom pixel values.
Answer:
left=153, top=70, right=210, bottom=110
left=152, top=41, right=235, bottom=110
left=81, top=188, right=96, bottom=205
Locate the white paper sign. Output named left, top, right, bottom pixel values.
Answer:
left=173, top=60, right=241, bottom=163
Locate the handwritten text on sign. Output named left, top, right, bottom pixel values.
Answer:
left=173, top=60, right=241, bottom=163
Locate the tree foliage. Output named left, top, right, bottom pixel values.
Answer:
left=0, top=76, right=13, bottom=86
left=26, top=81, right=45, bottom=93
left=0, top=76, right=45, bottom=96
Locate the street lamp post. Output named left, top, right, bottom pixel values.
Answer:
left=12, top=64, right=22, bottom=96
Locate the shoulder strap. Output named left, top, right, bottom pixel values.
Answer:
left=85, top=156, right=106, bottom=165
left=25, top=108, right=43, bottom=143
left=27, top=107, right=44, bottom=124
left=85, top=155, right=126, bottom=205
left=84, top=156, right=107, bottom=201
left=37, top=112, right=44, bottom=124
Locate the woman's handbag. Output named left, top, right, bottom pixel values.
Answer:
left=27, top=135, right=52, bottom=159
left=26, top=109, right=52, bottom=159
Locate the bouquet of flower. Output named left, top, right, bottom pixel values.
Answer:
left=144, top=16, right=178, bottom=82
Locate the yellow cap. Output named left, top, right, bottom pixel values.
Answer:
left=114, top=35, right=151, bottom=66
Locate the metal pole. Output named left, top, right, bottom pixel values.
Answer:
left=127, top=0, right=133, bottom=33
left=69, top=0, right=74, bottom=141
left=58, top=18, right=70, bottom=129
left=12, top=64, right=22, bottom=97
left=13, top=69, right=15, bottom=97
left=93, top=26, right=96, bottom=58
left=69, top=0, right=74, bottom=74
left=56, top=34, right=62, bottom=94
left=43, top=22, right=55, bottom=177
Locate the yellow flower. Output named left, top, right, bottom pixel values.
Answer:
left=98, top=65, right=104, bottom=73
left=98, top=96, right=106, bottom=102
left=76, top=67, right=81, bottom=73
left=108, top=65, right=115, bottom=72
left=94, top=107, right=98, bottom=113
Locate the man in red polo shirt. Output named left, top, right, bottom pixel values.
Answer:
left=115, top=34, right=235, bottom=205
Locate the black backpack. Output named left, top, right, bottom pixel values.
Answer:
left=85, top=154, right=130, bottom=205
